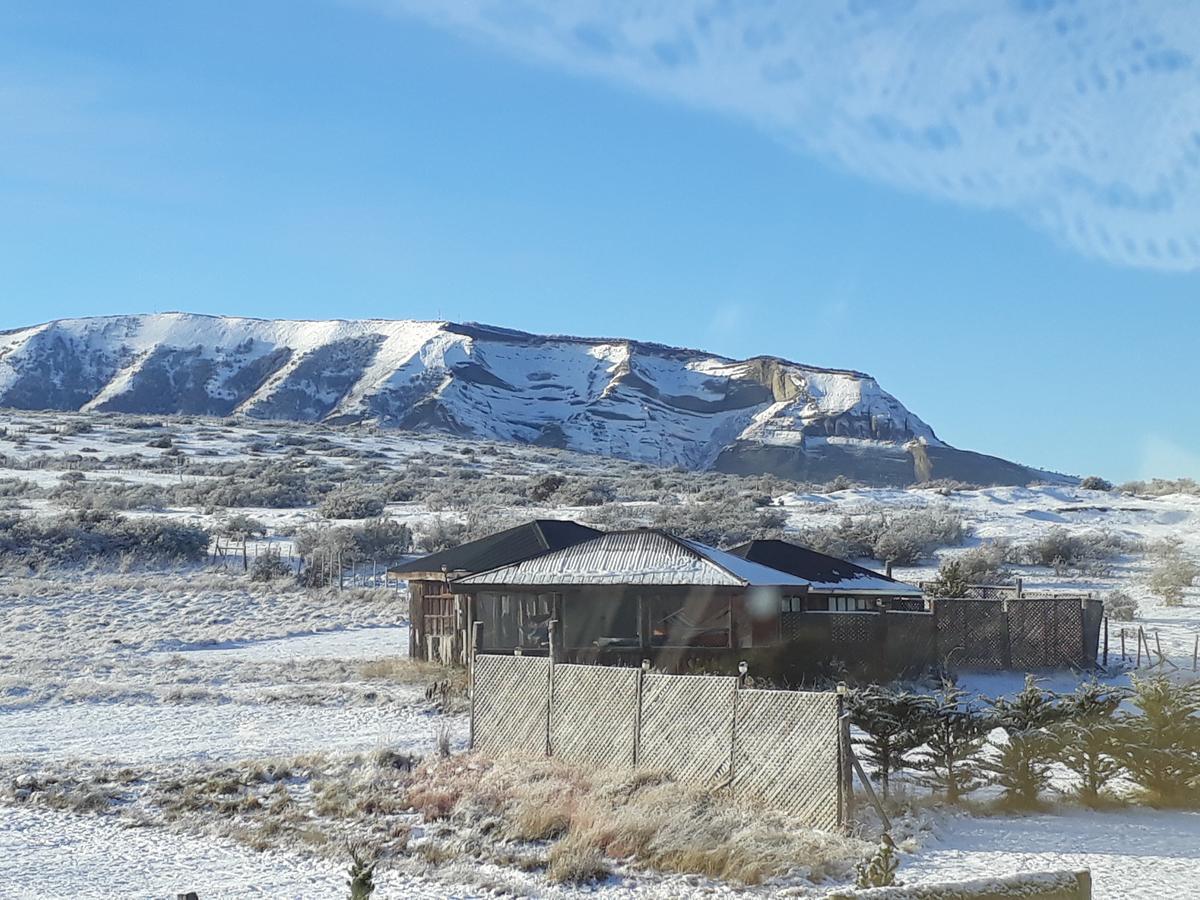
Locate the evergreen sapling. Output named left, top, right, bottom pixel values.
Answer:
left=1054, top=680, right=1126, bottom=807
left=847, top=686, right=935, bottom=801
left=911, top=681, right=991, bottom=803
left=983, top=675, right=1068, bottom=809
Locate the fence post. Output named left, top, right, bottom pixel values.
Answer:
left=837, top=682, right=853, bottom=829
left=1000, top=598, right=1013, bottom=670
left=1102, top=616, right=1109, bottom=669
left=468, top=621, right=481, bottom=751
left=545, top=620, right=557, bottom=757
left=633, top=659, right=648, bottom=767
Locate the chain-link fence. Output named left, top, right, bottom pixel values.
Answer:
left=471, top=654, right=844, bottom=829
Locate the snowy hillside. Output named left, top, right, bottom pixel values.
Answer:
left=0, top=313, right=1055, bottom=486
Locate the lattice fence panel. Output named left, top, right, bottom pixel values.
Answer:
left=731, top=689, right=841, bottom=830
left=550, top=664, right=639, bottom=770
left=1009, top=600, right=1083, bottom=669
left=638, top=673, right=737, bottom=785
left=472, top=654, right=550, bottom=756
left=830, top=613, right=880, bottom=649
left=936, top=599, right=1007, bottom=668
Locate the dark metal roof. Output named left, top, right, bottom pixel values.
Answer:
left=388, top=519, right=602, bottom=577
left=727, top=539, right=923, bottom=596
left=454, top=528, right=811, bottom=588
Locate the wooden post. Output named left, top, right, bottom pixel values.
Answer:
left=1102, top=616, right=1109, bottom=669
left=545, top=621, right=556, bottom=757
left=1121, top=628, right=1126, bottom=662
left=468, top=620, right=482, bottom=751
left=1136, top=627, right=1143, bottom=667
left=837, top=686, right=853, bottom=829
left=1192, top=633, right=1198, bottom=672
left=241, top=537, right=248, bottom=573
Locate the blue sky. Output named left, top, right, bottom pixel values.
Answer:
left=2, top=1, right=1198, bottom=481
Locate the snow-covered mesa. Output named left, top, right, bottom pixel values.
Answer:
left=0, top=313, right=1052, bottom=485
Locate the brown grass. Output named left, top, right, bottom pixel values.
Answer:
left=404, top=753, right=869, bottom=886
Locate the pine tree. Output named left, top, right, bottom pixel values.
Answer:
left=911, top=681, right=991, bottom=803
left=1114, top=675, right=1200, bottom=807
left=983, top=675, right=1067, bottom=809
left=847, top=686, right=935, bottom=801
left=855, top=833, right=899, bottom=888
left=1054, top=680, right=1126, bottom=807
left=346, top=843, right=378, bottom=900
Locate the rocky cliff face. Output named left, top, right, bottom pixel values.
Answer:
left=0, top=313, right=1057, bottom=486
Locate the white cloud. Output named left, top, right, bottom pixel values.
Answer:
left=359, top=0, right=1200, bottom=271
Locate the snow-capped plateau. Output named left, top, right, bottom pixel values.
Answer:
left=0, top=313, right=1054, bottom=485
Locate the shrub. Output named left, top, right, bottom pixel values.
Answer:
left=799, top=507, right=968, bottom=565
left=1079, top=475, right=1114, bottom=492
left=1013, top=527, right=1139, bottom=571
left=294, top=519, right=412, bottom=566
left=1118, top=478, right=1200, bottom=498
left=1103, top=589, right=1139, bottom=621
left=0, top=512, right=210, bottom=567
left=1148, top=541, right=1198, bottom=607
left=250, top=548, right=294, bottom=582
left=320, top=490, right=385, bottom=520
left=651, top=499, right=786, bottom=548
left=218, top=514, right=267, bottom=540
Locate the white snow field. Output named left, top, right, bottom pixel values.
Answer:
left=904, top=807, right=1200, bottom=900
left=1, top=411, right=1199, bottom=897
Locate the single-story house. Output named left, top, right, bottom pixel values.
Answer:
left=453, top=529, right=813, bottom=665
left=396, top=521, right=1100, bottom=677
left=388, top=519, right=601, bottom=663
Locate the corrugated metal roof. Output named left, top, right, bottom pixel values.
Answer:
left=454, top=529, right=812, bottom=588
left=728, top=539, right=923, bottom=596
left=388, top=519, right=601, bottom=576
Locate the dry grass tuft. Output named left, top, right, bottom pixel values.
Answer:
left=405, top=752, right=869, bottom=886
left=546, top=836, right=611, bottom=883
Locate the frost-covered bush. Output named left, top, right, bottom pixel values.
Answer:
left=1118, top=477, right=1200, bottom=498
left=0, top=478, right=43, bottom=499
left=295, top=518, right=412, bottom=563
left=1012, top=527, right=1139, bottom=571
left=249, top=548, right=294, bottom=582
left=1103, top=589, right=1139, bottom=621
left=927, top=543, right=1010, bottom=596
left=48, top=481, right=167, bottom=512
left=319, top=489, right=385, bottom=520
left=0, top=511, right=210, bottom=566
left=798, top=507, right=968, bottom=565
left=174, top=461, right=324, bottom=510
left=414, top=513, right=510, bottom=553
left=650, top=499, right=786, bottom=548
left=1148, top=541, right=1199, bottom=607
left=1079, top=475, right=1114, bottom=492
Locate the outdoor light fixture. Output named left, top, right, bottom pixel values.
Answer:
left=836, top=682, right=848, bottom=697
left=641, top=659, right=651, bottom=672
left=738, top=661, right=748, bottom=676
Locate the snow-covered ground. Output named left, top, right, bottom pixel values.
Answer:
left=902, top=807, right=1200, bottom=900
left=1, top=411, right=1198, bottom=897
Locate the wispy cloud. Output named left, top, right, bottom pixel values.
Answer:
left=357, top=0, right=1200, bottom=271
left=1139, top=434, right=1200, bottom=480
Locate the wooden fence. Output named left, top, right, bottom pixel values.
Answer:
left=470, top=654, right=846, bottom=830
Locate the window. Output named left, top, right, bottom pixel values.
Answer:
left=831, top=595, right=874, bottom=612
left=781, top=595, right=804, bottom=613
